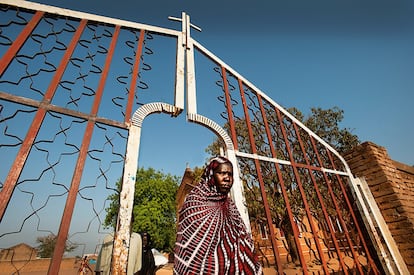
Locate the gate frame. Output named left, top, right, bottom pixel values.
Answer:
left=0, top=1, right=409, bottom=274
left=348, top=177, right=409, bottom=274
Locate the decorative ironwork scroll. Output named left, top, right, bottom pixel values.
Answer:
left=188, top=40, right=385, bottom=273
left=1, top=1, right=182, bottom=274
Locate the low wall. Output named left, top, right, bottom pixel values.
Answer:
left=344, top=141, right=414, bottom=273
left=0, top=257, right=93, bottom=275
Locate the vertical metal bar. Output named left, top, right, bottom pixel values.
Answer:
left=290, top=123, right=341, bottom=273
left=125, top=29, right=145, bottom=123
left=221, top=67, right=238, bottom=150
left=0, top=109, right=44, bottom=221
left=257, top=93, right=311, bottom=273
left=91, top=25, right=120, bottom=116
left=274, top=108, right=312, bottom=274
left=185, top=13, right=198, bottom=115
left=44, top=19, right=88, bottom=101
left=0, top=19, right=87, bottom=221
left=174, top=33, right=185, bottom=111
left=326, top=149, right=380, bottom=274
left=309, top=137, right=365, bottom=274
left=48, top=24, right=120, bottom=275
left=0, top=11, right=44, bottom=76
left=238, top=81, right=283, bottom=273
left=47, top=121, right=95, bottom=275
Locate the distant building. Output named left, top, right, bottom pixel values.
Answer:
left=176, top=167, right=197, bottom=214
left=0, top=243, right=38, bottom=261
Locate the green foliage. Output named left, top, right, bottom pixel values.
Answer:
left=192, top=166, right=204, bottom=184
left=206, top=106, right=360, bottom=157
left=36, top=234, right=77, bottom=258
left=104, top=167, right=179, bottom=252
left=288, top=106, right=360, bottom=154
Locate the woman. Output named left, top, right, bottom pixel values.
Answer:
left=174, top=156, right=262, bottom=274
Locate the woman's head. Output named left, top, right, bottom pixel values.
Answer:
left=202, top=156, right=234, bottom=194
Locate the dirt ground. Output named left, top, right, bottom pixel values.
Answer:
left=156, top=263, right=299, bottom=275
left=156, top=263, right=174, bottom=274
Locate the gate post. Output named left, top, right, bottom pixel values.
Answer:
left=227, top=150, right=252, bottom=232
left=111, top=103, right=181, bottom=274
left=349, top=177, right=409, bottom=274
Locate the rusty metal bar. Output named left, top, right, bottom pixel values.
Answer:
left=0, top=91, right=128, bottom=129
left=0, top=10, right=44, bottom=76
left=256, top=93, right=316, bottom=273
left=274, top=108, right=314, bottom=274
left=291, top=123, right=342, bottom=273
left=45, top=19, right=88, bottom=101
left=92, top=25, right=121, bottom=115
left=47, top=121, right=95, bottom=275
left=0, top=19, right=88, bottom=221
left=48, top=23, right=120, bottom=275
left=326, top=149, right=380, bottom=274
left=0, top=107, right=45, bottom=221
left=237, top=79, right=283, bottom=273
left=308, top=137, right=365, bottom=274
left=220, top=66, right=238, bottom=151
left=125, top=29, right=145, bottom=123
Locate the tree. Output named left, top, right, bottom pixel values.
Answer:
left=206, top=106, right=359, bottom=157
left=104, top=167, right=179, bottom=252
left=288, top=106, right=359, bottom=154
left=36, top=234, right=78, bottom=258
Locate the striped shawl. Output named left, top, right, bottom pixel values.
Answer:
left=174, top=157, right=262, bottom=275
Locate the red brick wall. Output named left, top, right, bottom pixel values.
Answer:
left=344, top=141, right=414, bottom=273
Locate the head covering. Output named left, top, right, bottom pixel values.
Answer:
left=174, top=156, right=262, bottom=274
left=201, top=155, right=233, bottom=195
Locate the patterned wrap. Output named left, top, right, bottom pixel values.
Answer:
left=174, top=156, right=262, bottom=274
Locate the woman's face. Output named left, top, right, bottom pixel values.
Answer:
left=213, top=163, right=234, bottom=194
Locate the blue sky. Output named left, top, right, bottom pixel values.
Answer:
left=32, top=0, right=414, bottom=173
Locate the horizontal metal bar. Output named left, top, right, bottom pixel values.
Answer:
left=0, top=91, right=128, bottom=129
left=235, top=151, right=292, bottom=166
left=235, top=150, right=349, bottom=176
left=192, top=38, right=351, bottom=174
left=1, top=0, right=181, bottom=37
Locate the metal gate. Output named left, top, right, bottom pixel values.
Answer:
left=0, top=1, right=405, bottom=274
